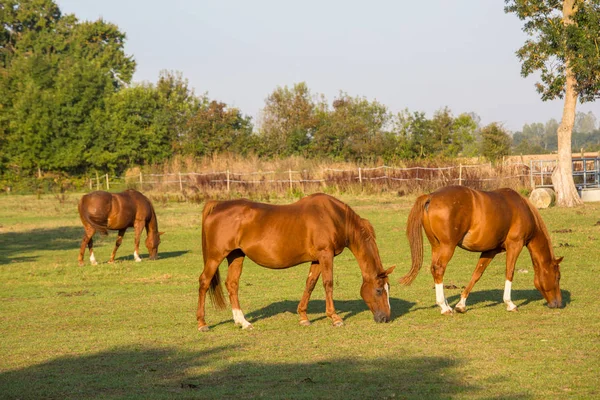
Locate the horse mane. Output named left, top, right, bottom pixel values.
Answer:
left=344, top=204, right=383, bottom=272
left=523, top=196, right=555, bottom=259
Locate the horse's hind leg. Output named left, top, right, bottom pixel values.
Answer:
left=108, top=229, right=126, bottom=264
left=197, top=258, right=222, bottom=332
left=455, top=249, right=499, bottom=313
left=297, top=261, right=321, bottom=326
left=78, top=226, right=96, bottom=266
left=430, top=245, right=456, bottom=315
left=225, top=250, right=252, bottom=329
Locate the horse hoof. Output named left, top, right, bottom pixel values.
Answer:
left=242, top=324, right=254, bottom=330
left=198, top=325, right=210, bottom=332
left=333, top=321, right=344, bottom=327
left=91, top=261, right=98, bottom=266
left=78, top=261, right=84, bottom=267
left=507, top=307, right=518, bottom=312
left=135, top=259, right=142, bottom=263
left=107, top=260, right=114, bottom=264
left=299, top=320, right=311, bottom=326
left=441, top=309, right=453, bottom=316
left=454, top=306, right=466, bottom=314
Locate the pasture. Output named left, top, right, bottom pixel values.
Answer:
left=1, top=192, right=599, bottom=399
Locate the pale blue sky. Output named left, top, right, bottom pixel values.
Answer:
left=56, top=0, right=598, bottom=132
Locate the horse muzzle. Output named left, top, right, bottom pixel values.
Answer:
left=547, top=299, right=563, bottom=309
left=373, top=311, right=390, bottom=323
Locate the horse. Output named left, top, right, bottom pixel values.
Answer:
left=78, top=189, right=163, bottom=266
left=399, top=185, right=562, bottom=314
left=197, top=193, right=395, bottom=331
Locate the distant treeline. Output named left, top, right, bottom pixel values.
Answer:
left=1, top=0, right=599, bottom=184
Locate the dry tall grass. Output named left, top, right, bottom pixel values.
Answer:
left=119, top=155, right=531, bottom=203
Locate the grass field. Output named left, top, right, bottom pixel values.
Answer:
left=1, top=192, right=599, bottom=399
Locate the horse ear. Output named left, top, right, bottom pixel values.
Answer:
left=555, top=256, right=564, bottom=264
left=380, top=265, right=396, bottom=278
left=159, top=232, right=165, bottom=236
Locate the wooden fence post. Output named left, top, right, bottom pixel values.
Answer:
left=139, top=172, right=143, bottom=191
left=459, top=164, right=463, bottom=186
left=358, top=167, right=362, bottom=184
left=226, top=170, right=230, bottom=192
left=179, top=172, right=183, bottom=192
left=289, top=168, right=293, bottom=191
left=106, top=174, right=110, bottom=190
left=89, top=178, right=92, bottom=190
left=530, top=160, right=535, bottom=189
left=96, top=171, right=100, bottom=190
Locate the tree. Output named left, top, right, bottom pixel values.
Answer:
left=258, top=82, right=319, bottom=157
left=185, top=100, right=254, bottom=157
left=311, top=93, right=394, bottom=162
left=505, top=0, right=600, bottom=207
left=481, top=123, right=512, bottom=162
left=0, top=1, right=135, bottom=175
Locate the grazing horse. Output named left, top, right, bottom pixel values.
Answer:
left=78, top=189, right=163, bottom=266
left=197, top=193, right=395, bottom=331
left=400, top=185, right=562, bottom=314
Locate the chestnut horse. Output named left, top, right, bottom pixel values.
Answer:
left=197, top=193, right=395, bottom=331
left=400, top=185, right=562, bottom=314
left=78, top=189, right=162, bottom=266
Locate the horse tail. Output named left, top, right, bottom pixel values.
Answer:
left=208, top=269, right=227, bottom=310
left=201, top=200, right=227, bottom=310
left=78, top=196, right=109, bottom=235
left=399, top=194, right=429, bottom=285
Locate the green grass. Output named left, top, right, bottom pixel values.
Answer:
left=1, top=192, right=599, bottom=399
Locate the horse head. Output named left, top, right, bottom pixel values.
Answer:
left=360, top=265, right=395, bottom=323
left=534, top=256, right=563, bottom=308
left=146, top=231, right=164, bottom=260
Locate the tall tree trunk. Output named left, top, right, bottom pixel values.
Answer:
left=551, top=0, right=583, bottom=207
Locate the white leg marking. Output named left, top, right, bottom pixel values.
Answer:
left=455, top=297, right=467, bottom=310
left=89, top=252, right=98, bottom=266
left=503, top=280, right=517, bottom=311
left=134, top=251, right=142, bottom=262
left=384, top=283, right=390, bottom=310
left=435, top=283, right=452, bottom=314
left=232, top=309, right=253, bottom=329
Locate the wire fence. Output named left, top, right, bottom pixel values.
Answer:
left=87, top=162, right=537, bottom=195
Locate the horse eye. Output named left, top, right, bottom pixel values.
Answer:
left=376, top=288, right=383, bottom=296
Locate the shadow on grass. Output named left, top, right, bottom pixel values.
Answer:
left=0, top=345, right=532, bottom=400
left=114, top=250, right=189, bottom=263
left=210, top=297, right=416, bottom=329
left=0, top=226, right=82, bottom=265
left=410, top=289, right=572, bottom=312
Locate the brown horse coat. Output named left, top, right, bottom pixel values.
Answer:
left=197, top=193, right=395, bottom=331
left=400, top=185, right=562, bottom=314
left=78, top=189, right=162, bottom=266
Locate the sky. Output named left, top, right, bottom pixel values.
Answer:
left=55, top=0, right=598, bottom=132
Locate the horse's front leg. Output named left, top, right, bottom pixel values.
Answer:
left=78, top=227, right=96, bottom=266
left=133, top=221, right=144, bottom=262
left=455, top=249, right=499, bottom=313
left=297, top=261, right=321, bottom=326
left=226, top=250, right=252, bottom=329
left=319, top=253, right=343, bottom=326
left=502, top=242, right=524, bottom=312
left=430, top=245, right=456, bottom=315
left=108, top=229, right=126, bottom=264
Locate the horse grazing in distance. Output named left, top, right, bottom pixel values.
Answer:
left=78, top=189, right=163, bottom=266
left=197, top=193, right=395, bottom=331
left=400, top=185, right=562, bottom=314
